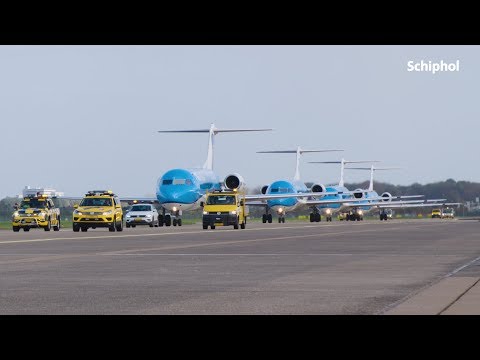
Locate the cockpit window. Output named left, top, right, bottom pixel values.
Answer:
left=270, top=188, right=290, bottom=193
left=162, top=180, right=173, bottom=185
left=163, top=179, right=193, bottom=185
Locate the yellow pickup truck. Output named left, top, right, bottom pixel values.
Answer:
left=201, top=190, right=248, bottom=230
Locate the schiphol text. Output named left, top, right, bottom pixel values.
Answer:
left=407, top=60, right=460, bottom=74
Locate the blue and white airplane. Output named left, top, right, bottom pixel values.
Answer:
left=336, top=165, right=456, bottom=220
left=308, top=161, right=435, bottom=221
left=253, top=148, right=377, bottom=223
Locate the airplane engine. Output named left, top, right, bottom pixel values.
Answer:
left=353, top=189, right=366, bottom=199
left=311, top=183, right=327, bottom=194
left=381, top=192, right=392, bottom=202
left=224, top=173, right=246, bottom=191
left=261, top=185, right=269, bottom=194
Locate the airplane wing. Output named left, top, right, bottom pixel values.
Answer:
left=372, top=202, right=461, bottom=209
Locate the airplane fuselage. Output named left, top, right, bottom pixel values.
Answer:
left=156, top=168, right=221, bottom=212
left=266, top=179, right=309, bottom=214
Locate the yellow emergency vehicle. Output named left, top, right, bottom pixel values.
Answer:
left=201, top=190, right=248, bottom=230
left=12, top=193, right=61, bottom=232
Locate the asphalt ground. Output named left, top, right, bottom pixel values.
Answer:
left=0, top=219, right=479, bottom=314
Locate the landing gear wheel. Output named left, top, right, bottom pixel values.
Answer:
left=315, top=213, right=321, bottom=222
left=262, top=214, right=267, bottom=223
left=44, top=219, right=51, bottom=231
left=73, top=224, right=80, bottom=232
left=173, top=218, right=177, bottom=226
left=158, top=215, right=164, bottom=227
left=281, top=217, right=285, bottom=223
left=310, top=213, right=314, bottom=223
left=178, top=219, right=182, bottom=226
left=267, top=214, right=272, bottom=223
left=165, top=215, right=172, bottom=227
left=278, top=217, right=282, bottom=223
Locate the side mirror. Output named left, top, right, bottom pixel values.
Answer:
left=73, top=204, right=79, bottom=209
left=13, top=204, right=19, bottom=210
left=240, top=200, right=244, bottom=206
left=200, top=201, right=204, bottom=207
left=116, top=204, right=121, bottom=209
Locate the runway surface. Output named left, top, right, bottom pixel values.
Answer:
left=0, top=219, right=479, bottom=314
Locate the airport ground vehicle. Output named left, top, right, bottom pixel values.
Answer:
left=72, top=190, right=123, bottom=232
left=12, top=193, right=61, bottom=232
left=431, top=209, right=442, bottom=218
left=441, top=208, right=455, bottom=219
left=201, top=190, right=248, bottom=229
left=125, top=203, right=159, bottom=228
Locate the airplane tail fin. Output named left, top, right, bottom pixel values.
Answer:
left=308, top=159, right=379, bottom=187
left=345, top=166, right=401, bottom=191
left=258, top=147, right=343, bottom=181
left=158, top=123, right=272, bottom=170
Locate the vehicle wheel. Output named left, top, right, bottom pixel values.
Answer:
left=234, top=221, right=239, bottom=229
left=73, top=224, right=80, bottom=232
left=132, top=225, right=136, bottom=228
left=149, top=219, right=154, bottom=227
left=109, top=219, right=116, bottom=232
left=240, top=222, right=246, bottom=229
left=126, top=223, right=130, bottom=228
left=53, top=217, right=60, bottom=231
left=282, top=217, right=285, bottom=223
left=211, top=225, right=215, bottom=229
left=173, top=218, right=177, bottom=226
left=165, top=215, right=171, bottom=226
left=116, top=217, right=123, bottom=232
left=44, top=218, right=51, bottom=231
left=12, top=226, right=19, bottom=232
left=178, top=219, right=182, bottom=226
left=262, top=214, right=267, bottom=223
left=24, top=227, right=30, bottom=232
left=267, top=214, right=272, bottom=223
left=81, top=227, right=88, bottom=232
left=203, top=224, right=208, bottom=230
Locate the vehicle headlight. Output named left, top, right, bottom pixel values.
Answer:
left=13, top=212, right=19, bottom=217
left=203, top=211, right=208, bottom=215
left=231, top=210, right=237, bottom=215
left=103, top=210, right=113, bottom=215
left=145, top=214, right=152, bottom=218
left=126, top=214, right=131, bottom=218
left=358, top=210, right=363, bottom=215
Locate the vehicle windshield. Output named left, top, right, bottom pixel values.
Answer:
left=432, top=209, right=440, bottom=213
left=206, top=195, right=236, bottom=205
left=80, top=198, right=113, bottom=207
left=130, top=205, right=152, bottom=212
left=20, top=199, right=47, bottom=209
left=443, top=209, right=453, bottom=213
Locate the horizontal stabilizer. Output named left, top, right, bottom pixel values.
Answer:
left=159, top=128, right=272, bottom=133
left=257, top=149, right=343, bottom=154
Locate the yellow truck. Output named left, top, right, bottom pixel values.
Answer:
left=201, top=190, right=248, bottom=230
left=12, top=194, right=61, bottom=232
